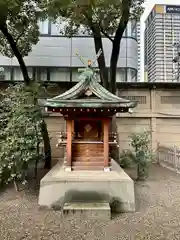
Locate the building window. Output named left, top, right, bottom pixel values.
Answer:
left=50, top=19, right=87, bottom=36
left=123, top=28, right=127, bottom=37
left=51, top=19, right=63, bottom=35
left=51, top=23, right=60, bottom=35
left=71, top=68, right=80, bottom=82
left=38, top=19, right=49, bottom=34
left=13, top=67, right=33, bottom=81
left=76, top=25, right=90, bottom=36
left=0, top=67, right=11, bottom=81
left=127, top=68, right=137, bottom=82
left=121, top=96, right=147, bottom=104
left=50, top=68, right=70, bottom=82
left=116, top=68, right=126, bottom=82
left=161, top=96, right=180, bottom=104
left=34, top=67, right=48, bottom=81
left=131, top=20, right=137, bottom=39
left=116, top=68, right=137, bottom=82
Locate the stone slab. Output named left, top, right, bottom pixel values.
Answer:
left=38, top=160, right=135, bottom=213
left=63, top=202, right=111, bottom=220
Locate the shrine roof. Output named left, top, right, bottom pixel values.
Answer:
left=40, top=68, right=137, bottom=109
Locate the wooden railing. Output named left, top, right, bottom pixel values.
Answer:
left=55, top=131, right=118, bottom=147
left=157, top=143, right=180, bottom=173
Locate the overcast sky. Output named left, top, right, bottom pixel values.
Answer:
left=140, top=0, right=180, bottom=81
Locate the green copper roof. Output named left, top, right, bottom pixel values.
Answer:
left=40, top=67, right=137, bottom=109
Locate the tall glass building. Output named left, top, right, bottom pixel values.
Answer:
left=0, top=20, right=139, bottom=83
left=144, top=4, right=180, bottom=82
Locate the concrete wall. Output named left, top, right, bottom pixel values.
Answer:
left=44, top=83, right=180, bottom=161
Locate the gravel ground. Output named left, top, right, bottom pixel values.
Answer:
left=0, top=164, right=180, bottom=240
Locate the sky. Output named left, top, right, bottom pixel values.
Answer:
left=140, top=0, right=180, bottom=81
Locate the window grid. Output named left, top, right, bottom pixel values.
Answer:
left=161, top=96, right=180, bottom=104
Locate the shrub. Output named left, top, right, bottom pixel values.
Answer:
left=129, top=130, right=152, bottom=181
left=119, top=149, right=135, bottom=168
left=0, top=84, right=43, bottom=189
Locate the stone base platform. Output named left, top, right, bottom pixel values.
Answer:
left=38, top=160, right=135, bottom=213
left=63, top=202, right=111, bottom=220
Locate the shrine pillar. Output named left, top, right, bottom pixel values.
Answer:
left=103, top=119, right=110, bottom=171
left=66, top=119, right=73, bottom=171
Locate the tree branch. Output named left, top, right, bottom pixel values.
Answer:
left=98, top=22, right=114, bottom=43
left=82, top=6, right=109, bottom=89
left=0, top=23, right=31, bottom=85
left=15, top=31, right=24, bottom=44
left=115, top=0, right=131, bottom=38
left=109, top=0, right=131, bottom=93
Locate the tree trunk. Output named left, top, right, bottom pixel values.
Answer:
left=109, top=22, right=128, bottom=94
left=109, top=19, right=129, bottom=162
left=0, top=23, right=52, bottom=169
left=91, top=25, right=109, bottom=89
left=0, top=24, right=31, bottom=85
left=109, top=25, right=127, bottom=162
left=137, top=162, right=149, bottom=181
left=109, top=40, right=119, bottom=94
left=41, top=119, right=52, bottom=169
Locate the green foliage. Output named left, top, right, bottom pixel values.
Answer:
left=0, top=0, right=43, bottom=57
left=119, top=149, right=135, bottom=168
left=42, top=0, right=144, bottom=92
left=43, top=0, right=144, bottom=37
left=0, top=84, right=43, bottom=187
left=129, top=130, right=152, bottom=180
left=130, top=130, right=151, bottom=163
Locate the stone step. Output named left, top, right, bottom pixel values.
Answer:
left=72, top=150, right=103, bottom=153
left=72, top=148, right=104, bottom=152
left=63, top=202, right=111, bottom=220
left=72, top=157, right=104, bottom=162
left=72, top=154, right=103, bottom=158
left=72, top=161, right=104, bottom=166
left=72, top=147, right=103, bottom=152
left=72, top=166, right=104, bottom=171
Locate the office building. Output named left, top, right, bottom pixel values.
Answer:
left=0, top=20, right=139, bottom=83
left=137, top=22, right=141, bottom=81
left=144, top=4, right=180, bottom=82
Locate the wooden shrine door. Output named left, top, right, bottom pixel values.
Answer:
left=75, top=120, right=100, bottom=140
left=72, top=120, right=104, bottom=170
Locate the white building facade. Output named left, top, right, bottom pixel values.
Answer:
left=0, top=20, right=139, bottom=83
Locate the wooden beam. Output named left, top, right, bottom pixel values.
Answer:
left=103, top=119, right=110, bottom=171
left=75, top=117, right=112, bottom=121
left=66, top=119, right=72, bottom=171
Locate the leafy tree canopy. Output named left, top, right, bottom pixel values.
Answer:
left=42, top=0, right=144, bottom=38
left=41, top=0, right=144, bottom=93
left=0, top=0, right=43, bottom=58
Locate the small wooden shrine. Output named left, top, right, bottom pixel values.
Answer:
left=42, top=51, right=137, bottom=171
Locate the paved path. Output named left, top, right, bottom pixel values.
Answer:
left=0, top=164, right=180, bottom=240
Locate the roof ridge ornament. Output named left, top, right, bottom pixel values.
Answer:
left=76, top=48, right=102, bottom=73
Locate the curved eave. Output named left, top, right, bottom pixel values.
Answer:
left=48, top=77, right=89, bottom=101
left=40, top=100, right=137, bottom=109
left=89, top=80, right=130, bottom=102
left=45, top=73, right=132, bottom=103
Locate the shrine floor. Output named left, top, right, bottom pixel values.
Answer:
left=1, top=164, right=180, bottom=239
